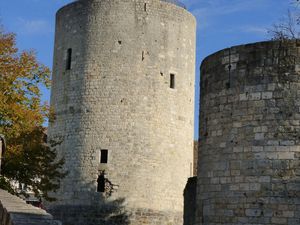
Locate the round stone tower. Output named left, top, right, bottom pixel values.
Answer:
left=196, top=40, right=300, bottom=224
left=48, top=0, right=196, bottom=224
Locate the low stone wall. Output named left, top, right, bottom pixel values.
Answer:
left=0, top=189, right=61, bottom=225
left=48, top=203, right=182, bottom=225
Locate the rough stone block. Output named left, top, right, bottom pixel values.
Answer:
left=245, top=209, right=263, bottom=217
left=262, top=92, right=273, bottom=99
left=271, top=217, right=287, bottom=224
left=249, top=92, right=261, bottom=101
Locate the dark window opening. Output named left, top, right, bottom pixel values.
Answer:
left=170, top=74, right=175, bottom=89
left=227, top=48, right=231, bottom=89
left=226, top=82, right=230, bottom=89
left=118, top=40, right=122, bottom=45
left=97, top=173, right=105, bottom=192
left=204, top=117, right=208, bottom=137
left=66, top=48, right=72, bottom=70
left=144, top=3, right=147, bottom=11
left=228, top=64, right=232, bottom=71
left=100, top=149, right=108, bottom=163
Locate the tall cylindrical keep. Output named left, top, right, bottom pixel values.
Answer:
left=196, top=41, right=300, bottom=224
left=48, top=0, right=196, bottom=224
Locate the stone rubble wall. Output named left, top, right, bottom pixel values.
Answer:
left=0, top=189, right=61, bottom=225
left=49, top=204, right=182, bottom=225
left=196, top=40, right=300, bottom=225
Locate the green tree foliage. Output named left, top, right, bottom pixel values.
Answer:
left=0, top=28, right=66, bottom=201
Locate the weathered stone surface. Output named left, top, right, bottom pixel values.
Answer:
left=0, top=189, right=61, bottom=225
left=194, top=141, right=199, bottom=176
left=48, top=0, right=196, bottom=224
left=49, top=204, right=182, bottom=225
left=196, top=40, right=300, bottom=224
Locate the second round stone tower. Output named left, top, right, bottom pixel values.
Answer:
left=196, top=41, right=300, bottom=224
left=48, top=0, right=196, bottom=224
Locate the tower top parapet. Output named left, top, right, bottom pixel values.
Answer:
left=76, top=0, right=186, bottom=9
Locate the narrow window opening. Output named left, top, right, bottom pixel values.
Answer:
left=144, top=3, right=147, bottom=11
left=201, top=203, right=205, bottom=223
left=100, top=149, right=108, bottom=163
left=227, top=48, right=231, bottom=89
left=227, top=64, right=232, bottom=89
left=66, top=48, right=72, bottom=70
left=228, top=64, right=232, bottom=71
left=97, top=172, right=105, bottom=192
left=142, top=51, right=145, bottom=61
left=226, top=82, right=230, bottom=89
left=204, top=117, right=208, bottom=137
left=170, top=74, right=175, bottom=89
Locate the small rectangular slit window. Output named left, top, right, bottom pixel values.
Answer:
left=100, top=149, right=108, bottom=163
left=66, top=48, right=72, bottom=70
left=170, top=74, right=175, bottom=89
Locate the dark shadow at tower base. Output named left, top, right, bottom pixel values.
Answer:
left=48, top=198, right=129, bottom=225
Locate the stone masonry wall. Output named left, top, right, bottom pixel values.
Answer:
left=48, top=0, right=196, bottom=224
left=196, top=41, right=300, bottom=225
left=194, top=140, right=198, bottom=176
left=49, top=204, right=182, bottom=225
